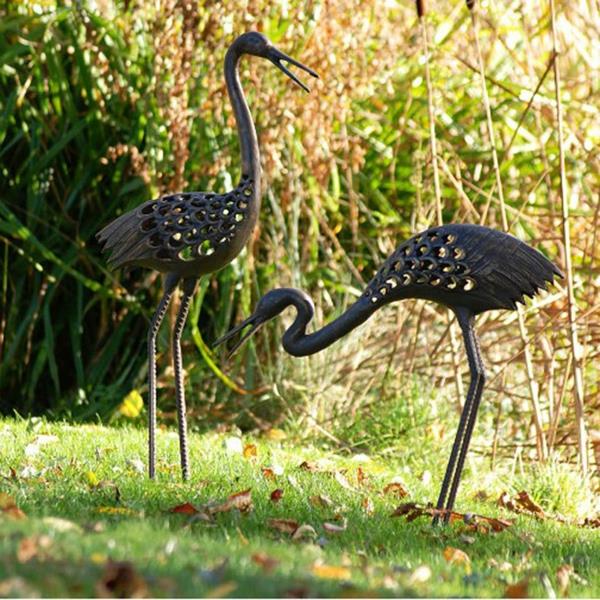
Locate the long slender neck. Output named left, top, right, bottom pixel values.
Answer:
left=224, top=45, right=261, bottom=187
left=282, top=296, right=376, bottom=357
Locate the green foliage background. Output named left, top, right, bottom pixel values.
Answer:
left=0, top=1, right=598, bottom=458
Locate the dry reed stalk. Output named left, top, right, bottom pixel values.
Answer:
left=466, top=1, right=548, bottom=461
left=417, top=0, right=465, bottom=407
left=548, top=0, right=589, bottom=475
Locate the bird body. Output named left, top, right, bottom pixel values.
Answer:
left=97, top=31, right=318, bottom=481
left=97, top=174, right=258, bottom=278
left=217, top=223, right=562, bottom=520
left=362, top=224, right=561, bottom=315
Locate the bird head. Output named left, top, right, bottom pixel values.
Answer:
left=234, top=31, right=319, bottom=92
left=213, top=288, right=313, bottom=358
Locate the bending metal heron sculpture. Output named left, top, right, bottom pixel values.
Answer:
left=216, top=223, right=562, bottom=522
left=97, top=32, right=318, bottom=481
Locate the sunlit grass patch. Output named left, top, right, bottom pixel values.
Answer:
left=1, top=419, right=598, bottom=597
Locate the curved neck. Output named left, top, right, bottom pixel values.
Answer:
left=282, top=296, right=376, bottom=357
left=224, top=45, right=261, bottom=185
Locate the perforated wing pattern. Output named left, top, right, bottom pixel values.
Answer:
left=98, top=176, right=255, bottom=270
left=364, top=227, right=476, bottom=305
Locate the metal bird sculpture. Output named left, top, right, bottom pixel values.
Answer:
left=216, top=223, right=562, bottom=522
left=97, top=32, right=318, bottom=481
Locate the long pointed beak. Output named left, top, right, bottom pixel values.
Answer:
left=213, top=314, right=267, bottom=359
left=267, top=46, right=319, bottom=93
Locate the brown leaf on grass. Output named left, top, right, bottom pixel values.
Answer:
left=383, top=482, right=409, bottom=498
left=243, top=444, right=257, bottom=459
left=311, top=562, right=352, bottom=580
left=16, top=535, right=51, bottom=563
left=298, top=460, right=319, bottom=472
left=291, top=524, right=318, bottom=541
left=361, top=496, right=374, bottom=515
left=270, top=489, right=284, bottom=503
left=251, top=552, right=279, bottom=573
left=443, top=547, right=471, bottom=573
left=310, top=494, right=333, bottom=508
left=0, top=493, right=26, bottom=520
left=582, top=516, right=600, bottom=528
left=210, top=489, right=252, bottom=515
left=391, top=501, right=512, bottom=532
left=267, top=518, right=299, bottom=534
left=515, top=491, right=545, bottom=517
left=16, top=538, right=38, bottom=563
left=169, top=502, right=199, bottom=515
left=557, top=564, right=574, bottom=596
left=356, top=467, right=371, bottom=487
left=504, top=578, right=529, bottom=598
left=323, top=519, right=347, bottom=534
left=96, top=560, right=148, bottom=598
left=262, top=467, right=276, bottom=480
left=333, top=470, right=355, bottom=491
left=498, top=490, right=545, bottom=519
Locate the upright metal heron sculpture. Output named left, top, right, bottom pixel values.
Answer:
left=216, top=224, right=562, bottom=522
left=97, top=32, right=318, bottom=481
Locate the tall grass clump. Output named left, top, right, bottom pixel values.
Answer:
left=0, top=1, right=598, bottom=476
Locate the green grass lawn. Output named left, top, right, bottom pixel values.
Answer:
left=0, top=418, right=598, bottom=598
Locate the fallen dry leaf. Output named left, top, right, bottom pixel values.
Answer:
left=16, top=535, right=51, bottom=564
left=267, top=518, right=299, bottom=534
left=0, top=493, right=25, bottom=520
left=361, top=496, right=374, bottom=515
left=333, top=471, right=355, bottom=491
left=310, top=494, right=333, bottom=508
left=169, top=502, right=199, bottom=515
left=209, top=489, right=253, bottom=515
left=391, top=501, right=512, bottom=532
left=556, top=564, right=573, bottom=596
left=243, top=444, right=257, bottom=459
left=582, top=516, right=600, bottom=528
left=291, top=524, right=317, bottom=541
left=488, top=558, right=513, bottom=572
left=270, top=489, right=284, bottom=503
left=515, top=491, right=545, bottom=517
left=311, top=562, right=352, bottom=580
left=262, top=467, right=276, bottom=480
left=323, top=519, right=347, bottom=534
left=383, top=482, right=409, bottom=498
left=443, top=547, right=471, bottom=573
left=504, top=578, right=529, bottom=598
left=498, top=490, right=545, bottom=519
left=356, top=467, right=370, bottom=487
left=251, top=552, right=279, bottom=573
left=96, top=560, right=148, bottom=598
left=286, top=474, right=300, bottom=490
left=298, top=460, right=319, bottom=472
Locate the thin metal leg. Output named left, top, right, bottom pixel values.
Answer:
left=172, top=278, right=198, bottom=481
left=433, top=307, right=483, bottom=525
left=443, top=324, right=486, bottom=522
left=433, top=362, right=478, bottom=525
left=147, top=273, right=179, bottom=479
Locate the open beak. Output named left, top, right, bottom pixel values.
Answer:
left=213, top=314, right=267, bottom=359
left=267, top=46, right=319, bottom=93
